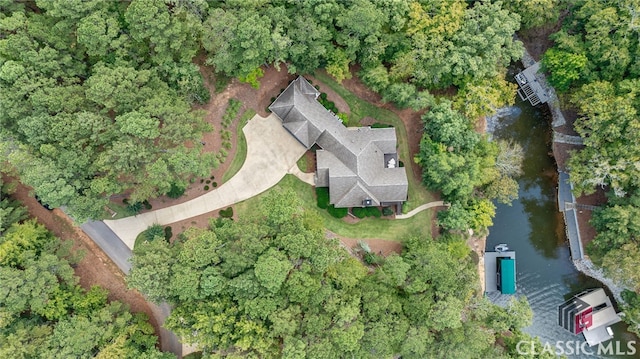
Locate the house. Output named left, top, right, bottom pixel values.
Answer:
left=558, top=288, right=622, bottom=346
left=269, top=76, right=408, bottom=211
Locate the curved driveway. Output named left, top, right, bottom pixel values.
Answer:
left=104, top=113, right=308, bottom=249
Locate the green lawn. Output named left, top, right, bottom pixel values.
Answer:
left=235, top=175, right=434, bottom=241
left=102, top=201, right=136, bottom=220
left=222, top=109, right=256, bottom=183
left=311, top=71, right=433, bottom=211
left=296, top=154, right=310, bottom=172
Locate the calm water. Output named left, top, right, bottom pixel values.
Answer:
left=486, top=97, right=639, bottom=359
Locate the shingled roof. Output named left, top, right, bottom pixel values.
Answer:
left=269, top=76, right=408, bottom=208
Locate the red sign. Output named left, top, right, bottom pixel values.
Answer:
left=574, top=307, right=593, bottom=334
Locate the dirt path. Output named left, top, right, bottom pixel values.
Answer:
left=4, top=176, right=160, bottom=340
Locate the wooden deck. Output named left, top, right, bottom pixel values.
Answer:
left=515, top=63, right=550, bottom=106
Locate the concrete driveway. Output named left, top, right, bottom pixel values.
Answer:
left=103, top=113, right=307, bottom=249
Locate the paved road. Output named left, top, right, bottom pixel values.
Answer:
left=80, top=221, right=182, bottom=357
left=104, top=113, right=307, bottom=249
left=81, top=221, right=132, bottom=273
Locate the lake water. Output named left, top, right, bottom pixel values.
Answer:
left=486, top=97, right=640, bottom=359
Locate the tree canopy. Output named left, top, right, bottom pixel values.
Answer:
left=128, top=189, right=542, bottom=358
left=0, top=1, right=214, bottom=221
left=0, top=216, right=171, bottom=358
left=542, top=0, right=640, bottom=335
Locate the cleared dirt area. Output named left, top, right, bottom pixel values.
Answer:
left=3, top=176, right=160, bottom=337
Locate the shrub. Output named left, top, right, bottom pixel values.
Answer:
left=316, top=187, right=330, bottom=209
left=212, top=182, right=218, bottom=187
left=364, top=252, right=383, bottom=265
left=382, top=207, right=395, bottom=216
left=166, top=183, right=186, bottom=199
left=143, top=224, right=165, bottom=242
left=337, top=112, right=349, bottom=126
left=399, top=160, right=404, bottom=167
left=371, top=122, right=393, bottom=128
left=204, top=186, right=209, bottom=191
left=210, top=175, right=215, bottom=180
left=365, top=207, right=381, bottom=218
left=143, top=200, right=152, bottom=210
left=327, top=204, right=348, bottom=218
left=220, top=207, right=234, bottom=218
left=127, top=201, right=142, bottom=213
left=164, top=226, right=173, bottom=241
left=352, top=207, right=367, bottom=219
left=200, top=179, right=204, bottom=183
left=206, top=180, right=211, bottom=184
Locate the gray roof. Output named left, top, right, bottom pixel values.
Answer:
left=269, top=76, right=408, bottom=207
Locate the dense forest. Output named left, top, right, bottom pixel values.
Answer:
left=0, top=0, right=527, bottom=222
left=128, top=188, right=554, bottom=358
left=0, top=185, right=171, bottom=358
left=541, top=0, right=640, bottom=334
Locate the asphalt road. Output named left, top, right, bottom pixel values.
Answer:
left=80, top=220, right=183, bottom=357
left=80, top=221, right=133, bottom=273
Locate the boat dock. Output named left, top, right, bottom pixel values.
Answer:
left=515, top=62, right=550, bottom=106
left=485, top=250, right=516, bottom=293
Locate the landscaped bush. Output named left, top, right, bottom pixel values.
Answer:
left=220, top=207, right=234, bottom=218
left=143, top=224, right=165, bottom=242
left=164, top=226, right=173, bottom=241
left=371, top=122, right=393, bottom=128
left=316, top=187, right=330, bottom=209
left=364, top=252, right=383, bottom=265
left=327, top=204, right=348, bottom=218
left=212, top=182, right=218, bottom=187
left=318, top=92, right=338, bottom=113
left=166, top=182, right=186, bottom=199
left=399, top=160, right=404, bottom=167
left=352, top=206, right=382, bottom=218
left=352, top=207, right=367, bottom=219
left=365, top=207, right=382, bottom=218
left=222, top=99, right=242, bottom=128
left=143, top=200, right=152, bottom=210
left=204, top=185, right=209, bottom=191
left=382, top=207, right=395, bottom=216
left=127, top=201, right=142, bottom=214
left=337, top=112, right=349, bottom=126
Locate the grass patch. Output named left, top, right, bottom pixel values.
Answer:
left=312, top=71, right=434, bottom=211
left=297, top=154, right=309, bottom=172
left=235, top=175, right=434, bottom=241
left=222, top=109, right=256, bottom=182
left=102, top=201, right=136, bottom=220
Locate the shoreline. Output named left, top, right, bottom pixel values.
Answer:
left=518, top=47, right=626, bottom=304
